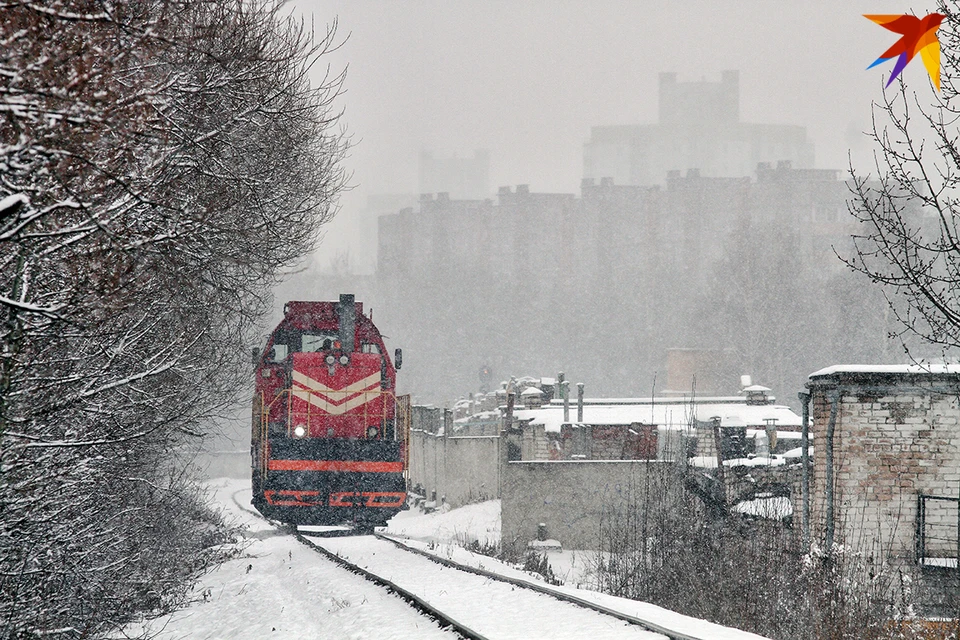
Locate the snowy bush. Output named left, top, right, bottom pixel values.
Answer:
left=591, top=462, right=944, bottom=640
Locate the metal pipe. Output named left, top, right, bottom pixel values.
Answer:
left=825, top=391, right=840, bottom=550
left=916, top=493, right=925, bottom=564
left=798, top=391, right=811, bottom=551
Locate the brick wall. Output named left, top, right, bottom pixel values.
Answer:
left=806, top=368, right=960, bottom=613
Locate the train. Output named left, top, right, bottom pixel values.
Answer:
left=251, top=294, right=408, bottom=528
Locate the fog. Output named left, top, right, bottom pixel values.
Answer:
left=274, top=1, right=930, bottom=405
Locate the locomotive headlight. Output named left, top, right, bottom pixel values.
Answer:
left=325, top=355, right=335, bottom=365
left=294, top=424, right=306, bottom=438
left=366, top=426, right=378, bottom=438
left=339, top=355, right=349, bottom=365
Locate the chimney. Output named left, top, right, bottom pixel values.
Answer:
left=744, top=385, right=772, bottom=406
left=577, top=382, right=584, bottom=422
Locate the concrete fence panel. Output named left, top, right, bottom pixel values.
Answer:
left=501, top=459, right=675, bottom=553
left=408, top=429, right=500, bottom=508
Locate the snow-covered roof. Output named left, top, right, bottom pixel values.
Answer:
left=689, top=455, right=788, bottom=469
left=520, top=386, right=543, bottom=396
left=809, top=364, right=960, bottom=378
left=514, top=401, right=801, bottom=434
left=742, top=385, right=771, bottom=393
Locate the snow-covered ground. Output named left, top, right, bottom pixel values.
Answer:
left=118, top=479, right=459, bottom=639
left=120, top=478, right=769, bottom=639
left=383, top=497, right=598, bottom=589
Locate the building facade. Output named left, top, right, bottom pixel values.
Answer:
left=377, top=163, right=860, bottom=402
left=583, top=71, right=815, bottom=186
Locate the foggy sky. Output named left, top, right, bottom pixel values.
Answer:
left=290, top=0, right=922, bottom=273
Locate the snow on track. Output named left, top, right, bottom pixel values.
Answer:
left=307, top=534, right=669, bottom=640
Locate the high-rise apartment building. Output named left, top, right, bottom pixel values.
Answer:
left=583, top=71, right=814, bottom=186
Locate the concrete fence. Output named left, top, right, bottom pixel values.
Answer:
left=501, top=459, right=676, bottom=552
left=407, top=429, right=500, bottom=508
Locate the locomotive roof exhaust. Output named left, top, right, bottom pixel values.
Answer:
left=337, top=293, right=355, bottom=354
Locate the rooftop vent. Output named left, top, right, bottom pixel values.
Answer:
left=743, top=384, right=772, bottom=406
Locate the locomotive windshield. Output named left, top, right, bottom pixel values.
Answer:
left=266, top=344, right=288, bottom=362
left=265, top=329, right=352, bottom=362
left=302, top=332, right=338, bottom=353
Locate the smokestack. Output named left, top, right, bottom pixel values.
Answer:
left=577, top=382, right=584, bottom=422
left=505, top=392, right=515, bottom=432
left=337, top=293, right=356, bottom=353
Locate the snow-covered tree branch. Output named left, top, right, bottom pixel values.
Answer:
left=0, top=1, right=346, bottom=635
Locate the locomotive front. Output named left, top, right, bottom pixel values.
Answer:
left=251, top=294, right=407, bottom=527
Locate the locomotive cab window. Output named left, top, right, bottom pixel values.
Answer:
left=361, top=343, right=380, bottom=354
left=302, top=332, right=338, bottom=353
left=267, top=344, right=288, bottom=362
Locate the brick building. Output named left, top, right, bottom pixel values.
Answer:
left=806, top=365, right=960, bottom=613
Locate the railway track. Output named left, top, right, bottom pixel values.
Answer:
left=232, top=490, right=765, bottom=640
left=295, top=532, right=492, bottom=640
left=231, top=490, right=490, bottom=639
left=370, top=533, right=722, bottom=640
left=301, top=532, right=667, bottom=640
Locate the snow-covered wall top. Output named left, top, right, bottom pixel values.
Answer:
left=809, top=364, right=960, bottom=378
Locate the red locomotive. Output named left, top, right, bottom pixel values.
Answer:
left=251, top=294, right=407, bottom=527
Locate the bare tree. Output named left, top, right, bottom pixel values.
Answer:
left=845, top=4, right=960, bottom=358
left=0, top=1, right=347, bottom=636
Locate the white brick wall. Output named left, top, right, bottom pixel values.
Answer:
left=807, top=370, right=960, bottom=567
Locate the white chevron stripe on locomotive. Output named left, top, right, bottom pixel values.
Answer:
left=292, top=370, right=381, bottom=395
left=292, top=388, right=381, bottom=415
left=291, top=370, right=382, bottom=415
